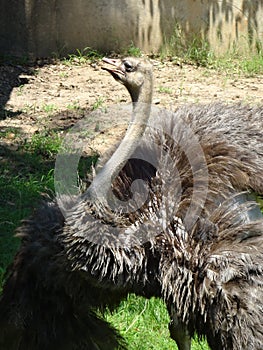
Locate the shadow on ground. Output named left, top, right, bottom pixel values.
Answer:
left=0, top=59, right=36, bottom=120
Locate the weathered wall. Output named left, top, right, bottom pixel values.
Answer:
left=0, top=0, right=263, bottom=58
left=159, top=0, right=263, bottom=55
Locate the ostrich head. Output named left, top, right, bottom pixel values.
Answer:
left=102, top=57, right=153, bottom=103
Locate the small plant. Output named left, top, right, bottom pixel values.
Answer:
left=22, top=104, right=37, bottom=114
left=42, top=104, right=57, bottom=115
left=237, top=54, right=263, bottom=76
left=160, top=23, right=185, bottom=60
left=59, top=72, right=69, bottom=79
left=91, top=97, right=105, bottom=111
left=161, top=24, right=214, bottom=67
left=0, top=127, right=20, bottom=139
left=123, top=43, right=142, bottom=57
left=24, top=131, right=62, bottom=158
left=16, top=85, right=25, bottom=96
left=178, top=83, right=185, bottom=97
left=64, top=47, right=103, bottom=65
left=158, top=86, right=172, bottom=94
left=81, top=47, right=103, bottom=61
left=66, top=101, right=82, bottom=111
left=185, top=38, right=213, bottom=66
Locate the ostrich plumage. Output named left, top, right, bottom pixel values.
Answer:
left=0, top=57, right=262, bottom=350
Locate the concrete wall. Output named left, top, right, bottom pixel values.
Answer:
left=159, top=0, right=263, bottom=55
left=1, top=0, right=263, bottom=58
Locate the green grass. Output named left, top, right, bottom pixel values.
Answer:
left=66, top=101, right=82, bottom=111
left=55, top=39, right=263, bottom=77
left=63, top=47, right=103, bottom=65
left=0, top=148, right=56, bottom=290
left=123, top=43, right=142, bottom=57
left=158, top=86, right=173, bottom=94
left=160, top=26, right=263, bottom=76
left=0, top=126, right=20, bottom=138
left=160, top=25, right=213, bottom=67
left=24, top=130, right=62, bottom=158
left=106, top=294, right=210, bottom=350
left=91, top=96, right=105, bottom=111
left=212, top=53, right=263, bottom=76
left=0, top=129, right=99, bottom=291
left=42, top=103, right=57, bottom=115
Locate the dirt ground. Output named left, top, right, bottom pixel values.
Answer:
left=0, top=57, right=263, bottom=152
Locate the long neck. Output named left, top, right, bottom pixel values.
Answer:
left=85, top=74, right=153, bottom=205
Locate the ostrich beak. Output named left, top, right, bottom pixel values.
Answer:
left=102, top=57, right=119, bottom=66
left=101, top=57, right=125, bottom=81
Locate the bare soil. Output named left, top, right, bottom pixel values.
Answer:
left=0, top=57, right=263, bottom=153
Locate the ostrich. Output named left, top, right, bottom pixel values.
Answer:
left=0, top=56, right=262, bottom=350
left=61, top=57, right=263, bottom=350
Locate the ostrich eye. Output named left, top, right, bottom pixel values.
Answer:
left=124, top=61, right=133, bottom=72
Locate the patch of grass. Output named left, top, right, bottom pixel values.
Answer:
left=123, top=43, right=142, bottom=57
left=161, top=30, right=214, bottom=67
left=240, top=55, right=263, bottom=76
left=158, top=86, right=173, bottom=94
left=91, top=97, right=105, bottom=111
left=42, top=103, right=57, bottom=115
left=106, top=294, right=210, bottom=349
left=24, top=130, right=62, bottom=158
left=0, top=143, right=56, bottom=290
left=213, top=52, right=263, bottom=77
left=0, top=126, right=20, bottom=139
left=16, top=85, right=25, bottom=96
left=22, top=103, right=37, bottom=114
left=63, top=47, right=103, bottom=65
left=59, top=71, right=69, bottom=79
left=66, top=101, right=82, bottom=111
left=161, top=24, right=263, bottom=76
left=185, top=38, right=214, bottom=67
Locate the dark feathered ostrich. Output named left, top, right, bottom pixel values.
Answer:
left=61, top=57, right=263, bottom=350
left=0, top=57, right=262, bottom=350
